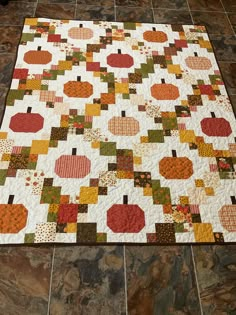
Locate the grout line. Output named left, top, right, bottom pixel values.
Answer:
left=33, top=0, right=38, bottom=17
left=47, top=246, right=56, bottom=315
left=74, top=0, right=78, bottom=19
left=191, top=246, right=204, bottom=315
left=219, top=0, right=236, bottom=36
left=151, top=7, right=155, bottom=23
left=186, top=0, right=194, bottom=25
left=123, top=245, right=128, bottom=315
left=114, top=0, right=117, bottom=21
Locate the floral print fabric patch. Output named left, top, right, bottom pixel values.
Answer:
left=0, top=18, right=236, bottom=244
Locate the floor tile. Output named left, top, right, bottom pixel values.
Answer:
left=126, top=246, right=201, bottom=315
left=221, top=0, right=236, bottom=13
left=209, top=35, right=236, bottom=62
left=218, top=61, right=236, bottom=95
left=0, top=2, right=36, bottom=26
left=228, top=13, right=236, bottom=33
left=0, top=246, right=53, bottom=315
left=188, top=0, right=224, bottom=12
left=154, top=9, right=192, bottom=24
left=115, top=0, right=151, bottom=8
left=35, top=4, right=76, bottom=19
left=152, top=0, right=188, bottom=10
left=0, top=54, right=16, bottom=88
left=229, top=94, right=236, bottom=116
left=191, top=11, right=234, bottom=35
left=116, top=6, right=153, bottom=22
left=76, top=5, right=115, bottom=21
left=38, top=0, right=76, bottom=3
left=193, top=245, right=236, bottom=315
left=0, top=26, right=22, bottom=54
left=78, top=0, right=113, bottom=6
left=49, top=246, right=126, bottom=315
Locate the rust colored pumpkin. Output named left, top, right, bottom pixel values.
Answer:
left=108, top=116, right=140, bottom=136
left=64, top=81, right=93, bottom=98
left=185, top=56, right=212, bottom=70
left=107, top=50, right=134, bottom=68
left=201, top=117, right=232, bottom=137
left=219, top=205, right=236, bottom=232
left=0, top=204, right=28, bottom=233
left=151, top=83, right=179, bottom=100
left=143, top=28, right=167, bottom=43
left=24, top=50, right=52, bottom=64
left=9, top=112, right=44, bottom=133
left=159, top=157, right=193, bottom=179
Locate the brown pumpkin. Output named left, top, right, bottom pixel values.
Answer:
left=143, top=27, right=167, bottom=43
left=201, top=113, right=232, bottom=137
left=107, top=49, right=134, bottom=68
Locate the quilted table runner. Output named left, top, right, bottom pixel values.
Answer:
left=0, top=18, right=236, bottom=244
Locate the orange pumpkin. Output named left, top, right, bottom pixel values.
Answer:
left=0, top=197, right=28, bottom=233
left=143, top=27, right=167, bottom=43
left=64, top=78, right=93, bottom=98
left=24, top=48, right=52, bottom=64
left=159, top=151, right=193, bottom=179
left=151, top=80, right=179, bottom=100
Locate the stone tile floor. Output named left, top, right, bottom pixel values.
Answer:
left=0, top=0, right=236, bottom=314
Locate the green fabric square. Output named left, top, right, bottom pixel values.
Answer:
left=124, top=22, right=136, bottom=30
left=174, top=223, right=184, bottom=233
left=7, top=90, right=25, bottom=106
left=24, top=233, right=35, bottom=243
left=47, top=212, right=58, bottom=222
left=100, top=142, right=117, bottom=156
left=0, top=170, right=7, bottom=185
left=96, top=233, right=107, bottom=242
left=148, top=130, right=164, bottom=143
left=122, top=94, right=130, bottom=99
left=41, top=186, right=61, bottom=204
left=21, top=33, right=34, bottom=42
left=162, top=117, right=178, bottom=130
left=152, top=187, right=171, bottom=205
left=27, top=162, right=37, bottom=170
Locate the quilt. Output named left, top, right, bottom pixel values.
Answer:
left=0, top=18, right=236, bottom=244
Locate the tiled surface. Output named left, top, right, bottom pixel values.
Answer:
left=0, top=0, right=236, bottom=313
left=49, top=246, right=126, bottom=314
left=126, top=246, right=201, bottom=314
left=0, top=246, right=53, bottom=315
left=192, top=245, right=236, bottom=315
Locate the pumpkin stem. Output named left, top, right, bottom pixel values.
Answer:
left=118, top=49, right=121, bottom=54
left=121, top=111, right=126, bottom=117
left=161, top=78, right=165, bottom=84
left=194, top=52, right=198, bottom=57
left=152, top=27, right=156, bottom=31
left=211, top=112, right=216, bottom=118
left=77, top=76, right=81, bottom=82
left=27, top=107, right=32, bottom=113
left=37, top=46, right=41, bottom=51
left=72, top=148, right=77, bottom=155
left=79, top=24, right=83, bottom=28
left=123, top=195, right=128, bottom=204
left=172, top=150, right=177, bottom=157
left=8, top=195, right=14, bottom=204
left=231, top=196, right=236, bottom=204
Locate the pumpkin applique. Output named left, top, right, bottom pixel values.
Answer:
left=24, top=47, right=52, bottom=64
left=64, top=76, right=93, bottom=98
left=9, top=107, right=44, bottom=133
left=201, top=112, right=232, bottom=137
left=143, top=27, right=168, bottom=43
left=107, top=49, right=134, bottom=68
left=219, top=197, right=236, bottom=232
left=68, top=24, right=93, bottom=40
left=159, top=150, right=193, bottom=179
left=151, top=79, right=179, bottom=100
left=185, top=52, right=212, bottom=70
left=108, top=111, right=140, bottom=136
